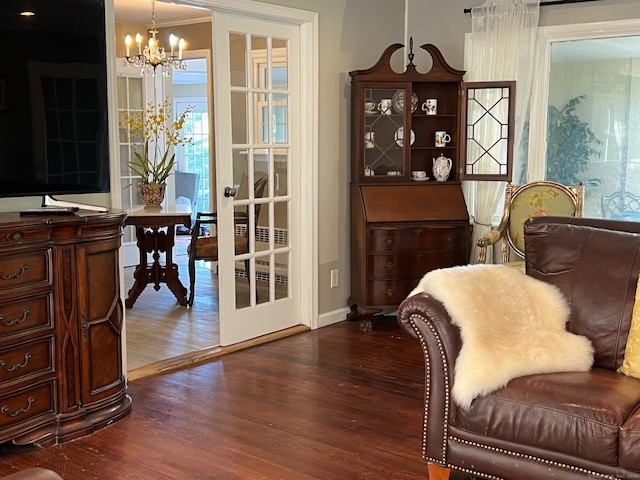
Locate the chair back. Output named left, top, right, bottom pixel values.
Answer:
left=500, top=181, right=584, bottom=262
left=601, top=191, right=640, bottom=220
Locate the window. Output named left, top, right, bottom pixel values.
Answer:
left=526, top=19, right=640, bottom=220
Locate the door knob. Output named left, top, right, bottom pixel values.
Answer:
left=224, top=186, right=238, bottom=198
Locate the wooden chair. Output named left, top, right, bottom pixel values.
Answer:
left=477, top=180, right=584, bottom=267
left=601, top=191, right=640, bottom=221
left=187, top=175, right=268, bottom=307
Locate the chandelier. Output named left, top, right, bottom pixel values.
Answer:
left=123, top=0, right=187, bottom=76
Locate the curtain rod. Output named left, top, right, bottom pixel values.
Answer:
left=464, top=0, right=602, bottom=15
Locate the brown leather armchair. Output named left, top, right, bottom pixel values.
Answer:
left=398, top=216, right=640, bottom=480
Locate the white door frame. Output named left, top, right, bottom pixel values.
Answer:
left=180, top=0, right=319, bottom=331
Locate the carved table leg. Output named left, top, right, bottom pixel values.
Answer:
left=125, top=225, right=188, bottom=308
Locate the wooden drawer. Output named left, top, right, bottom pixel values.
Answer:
left=368, top=251, right=468, bottom=278
left=0, top=339, right=53, bottom=386
left=0, top=294, right=51, bottom=338
left=0, top=251, right=49, bottom=291
left=368, top=224, right=468, bottom=253
left=0, top=381, right=54, bottom=430
left=367, top=278, right=420, bottom=306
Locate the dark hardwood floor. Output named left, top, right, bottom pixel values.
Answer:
left=0, top=317, right=473, bottom=480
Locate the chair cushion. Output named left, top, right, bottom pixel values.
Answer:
left=454, top=368, right=640, bottom=466
left=620, top=405, right=640, bottom=471
left=189, top=235, right=249, bottom=258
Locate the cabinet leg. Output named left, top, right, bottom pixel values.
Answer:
left=346, top=299, right=381, bottom=332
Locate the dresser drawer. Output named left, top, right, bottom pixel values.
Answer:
left=0, top=339, right=53, bottom=386
left=0, top=381, right=54, bottom=430
left=0, top=251, right=50, bottom=291
left=368, top=251, right=468, bottom=278
left=0, top=294, right=51, bottom=338
left=368, top=224, right=469, bottom=253
left=367, top=278, right=419, bottom=306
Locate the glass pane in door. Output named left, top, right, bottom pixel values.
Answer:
left=364, top=87, right=406, bottom=177
left=230, top=33, right=290, bottom=310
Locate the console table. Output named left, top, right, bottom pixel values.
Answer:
left=0, top=210, right=130, bottom=446
left=125, top=205, right=191, bottom=308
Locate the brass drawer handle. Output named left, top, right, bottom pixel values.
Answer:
left=0, top=308, right=30, bottom=327
left=386, top=289, right=394, bottom=297
left=0, top=353, right=32, bottom=373
left=385, top=262, right=395, bottom=271
left=414, top=228, right=423, bottom=235
left=0, top=264, right=28, bottom=281
left=385, top=237, right=393, bottom=246
left=1, top=396, right=34, bottom=417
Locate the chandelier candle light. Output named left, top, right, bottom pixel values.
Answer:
left=123, top=0, right=187, bottom=76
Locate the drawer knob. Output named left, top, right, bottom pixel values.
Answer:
left=385, top=237, right=393, bottom=246
left=385, top=262, right=395, bottom=271
left=0, top=264, right=28, bottom=281
left=11, top=233, right=22, bottom=242
left=0, top=308, right=30, bottom=327
left=386, top=289, right=394, bottom=297
left=1, top=396, right=34, bottom=417
left=414, top=228, right=423, bottom=235
left=0, top=353, right=31, bottom=372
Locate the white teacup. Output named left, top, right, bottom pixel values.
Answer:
left=364, top=101, right=377, bottom=114
left=422, top=99, right=437, bottom=115
left=435, top=131, right=451, bottom=147
left=411, top=170, right=427, bottom=180
left=378, top=98, right=392, bottom=115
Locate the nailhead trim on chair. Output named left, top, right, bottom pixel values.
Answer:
left=450, top=437, right=618, bottom=479
left=409, top=309, right=450, bottom=464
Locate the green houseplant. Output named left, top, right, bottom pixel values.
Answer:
left=125, top=99, right=193, bottom=206
left=545, top=95, right=602, bottom=185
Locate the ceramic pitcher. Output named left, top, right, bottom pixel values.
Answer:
left=432, top=154, right=452, bottom=182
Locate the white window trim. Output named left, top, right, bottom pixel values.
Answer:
left=527, top=18, right=640, bottom=182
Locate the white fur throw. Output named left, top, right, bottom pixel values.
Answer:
left=409, top=264, right=594, bottom=409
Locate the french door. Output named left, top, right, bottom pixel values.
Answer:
left=213, top=10, right=303, bottom=345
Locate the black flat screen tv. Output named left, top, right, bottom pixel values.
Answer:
left=0, top=0, right=110, bottom=198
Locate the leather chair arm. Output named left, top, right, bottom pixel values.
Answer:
left=397, top=293, right=462, bottom=464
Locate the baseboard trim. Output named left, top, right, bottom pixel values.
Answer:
left=318, top=307, right=350, bottom=328
left=127, top=325, right=310, bottom=382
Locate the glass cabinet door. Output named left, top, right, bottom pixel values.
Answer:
left=362, top=87, right=412, bottom=178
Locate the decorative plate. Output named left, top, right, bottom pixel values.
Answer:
left=394, top=127, right=415, bottom=147
left=392, top=90, right=418, bottom=114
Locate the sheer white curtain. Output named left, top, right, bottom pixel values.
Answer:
left=465, top=0, right=539, bottom=264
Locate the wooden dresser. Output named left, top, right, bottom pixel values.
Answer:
left=0, top=210, right=131, bottom=445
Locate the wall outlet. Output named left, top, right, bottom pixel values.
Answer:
left=330, top=269, right=339, bottom=288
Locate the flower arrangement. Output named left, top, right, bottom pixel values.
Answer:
left=125, top=99, right=194, bottom=185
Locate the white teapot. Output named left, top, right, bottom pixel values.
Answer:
left=432, top=154, right=452, bottom=182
